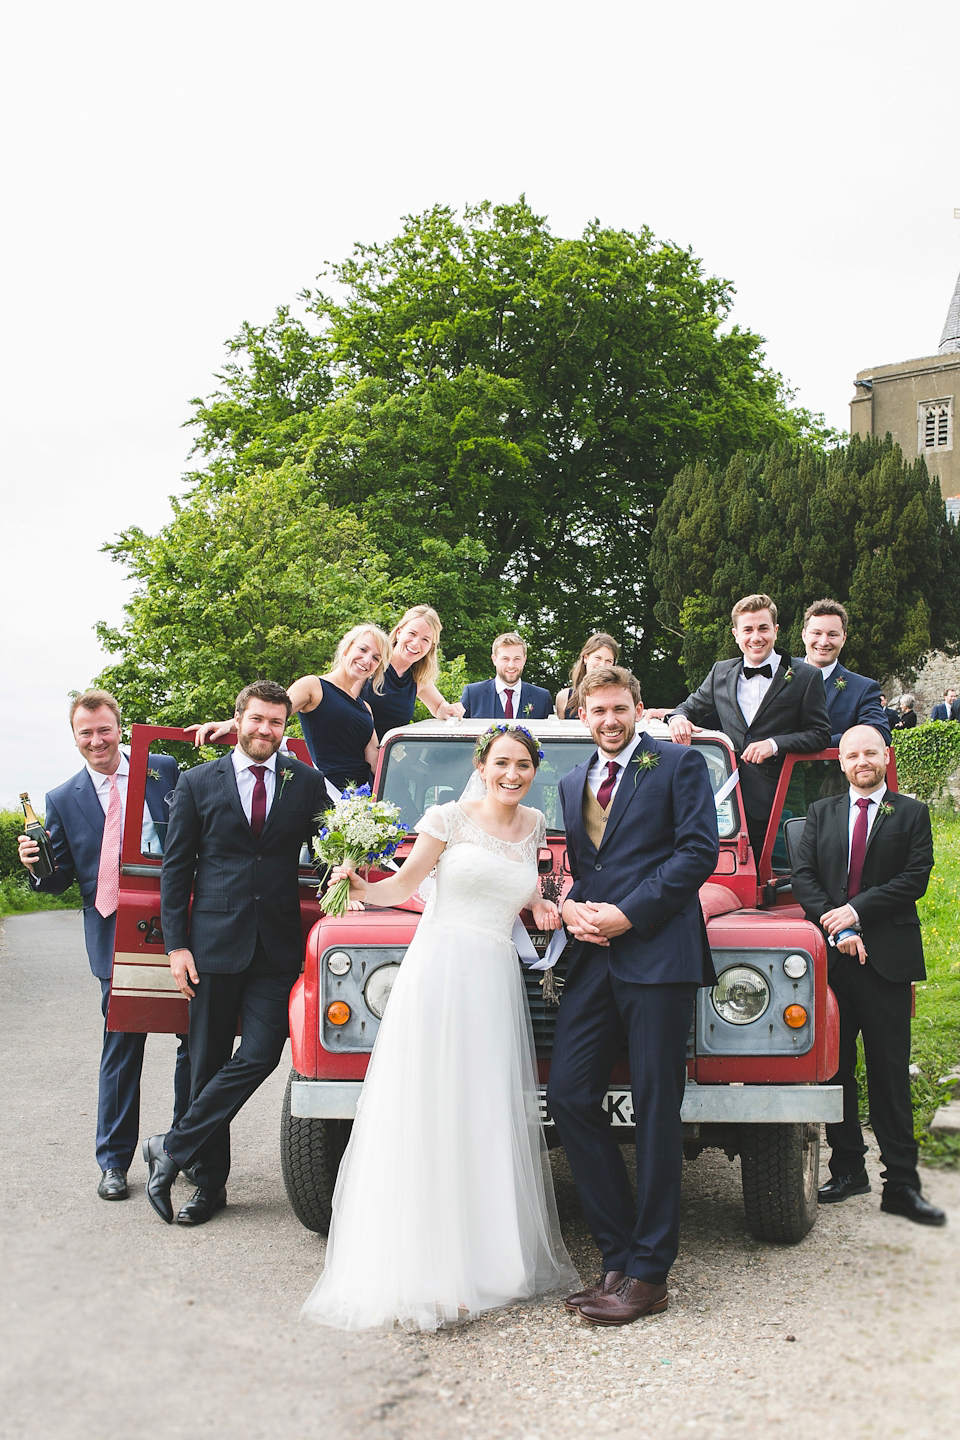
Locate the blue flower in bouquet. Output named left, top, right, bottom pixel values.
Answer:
left=313, top=789, right=409, bottom=917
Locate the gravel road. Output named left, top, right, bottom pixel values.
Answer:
left=2, top=911, right=958, bottom=1440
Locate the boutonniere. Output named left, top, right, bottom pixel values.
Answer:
left=782, top=666, right=795, bottom=683
left=878, top=800, right=895, bottom=817
left=634, top=751, right=659, bottom=786
left=523, top=703, right=534, bottom=717
left=279, top=768, right=293, bottom=795
left=834, top=678, right=847, bottom=692
left=147, top=767, right=162, bottom=782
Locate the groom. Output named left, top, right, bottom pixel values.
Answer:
left=548, top=666, right=719, bottom=1324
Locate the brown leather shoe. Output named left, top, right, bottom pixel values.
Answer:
left=577, top=1276, right=668, bottom=1326
left=563, top=1270, right=625, bottom=1312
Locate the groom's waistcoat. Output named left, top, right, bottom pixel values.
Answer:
left=581, top=783, right=611, bottom=851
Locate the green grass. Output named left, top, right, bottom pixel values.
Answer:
left=911, top=809, right=960, bottom=1163
left=0, top=873, right=83, bottom=918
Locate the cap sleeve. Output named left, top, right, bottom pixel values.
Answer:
left=415, top=803, right=451, bottom=843
left=534, top=810, right=547, bottom=848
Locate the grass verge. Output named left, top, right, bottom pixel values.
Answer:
left=912, top=809, right=960, bottom=1163
left=0, top=874, right=83, bottom=918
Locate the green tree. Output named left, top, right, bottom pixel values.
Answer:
left=185, top=198, right=815, bottom=695
left=651, top=435, right=960, bottom=692
left=95, top=463, right=397, bottom=723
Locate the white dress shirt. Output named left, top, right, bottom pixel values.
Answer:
left=587, top=731, right=644, bottom=804
left=85, top=750, right=159, bottom=854
left=819, top=659, right=839, bottom=683
left=495, top=677, right=521, bottom=716
left=736, top=653, right=782, bottom=754
left=232, top=745, right=277, bottom=823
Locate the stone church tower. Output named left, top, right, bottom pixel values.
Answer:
left=849, top=264, right=960, bottom=514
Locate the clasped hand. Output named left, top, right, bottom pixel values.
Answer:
left=561, top=900, right=630, bottom=947
left=820, top=904, right=868, bottom=964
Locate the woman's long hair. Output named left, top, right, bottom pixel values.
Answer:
left=331, top=624, right=392, bottom=695
left=568, top=632, right=621, bottom=694
left=390, top=605, right=442, bottom=688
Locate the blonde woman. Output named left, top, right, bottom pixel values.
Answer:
left=362, top=605, right=465, bottom=739
left=554, top=633, right=621, bottom=719
left=189, top=624, right=390, bottom=792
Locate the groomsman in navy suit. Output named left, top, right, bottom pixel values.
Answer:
left=793, top=599, right=891, bottom=744
left=459, top=632, right=553, bottom=720
left=931, top=687, right=960, bottom=722
left=549, top=666, right=719, bottom=1324
left=18, top=690, right=187, bottom=1200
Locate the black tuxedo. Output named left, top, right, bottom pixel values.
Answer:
left=547, top=734, right=718, bottom=1284
left=792, top=790, right=933, bottom=1188
left=160, top=751, right=327, bottom=1191
left=672, top=653, right=830, bottom=858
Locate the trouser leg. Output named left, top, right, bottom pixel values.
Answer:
left=613, top=978, right=698, bottom=1283
left=547, top=950, right=635, bottom=1271
left=165, top=962, right=294, bottom=1191
left=97, top=978, right=147, bottom=1172
left=825, top=959, right=868, bottom=1177
left=172, top=1034, right=191, bottom=1128
left=857, top=970, right=919, bottom=1190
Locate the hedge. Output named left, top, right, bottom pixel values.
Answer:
left=892, top=721, right=960, bottom=802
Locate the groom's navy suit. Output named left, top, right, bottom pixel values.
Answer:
left=30, top=754, right=189, bottom=1171
left=459, top=679, right=553, bottom=720
left=548, top=732, right=719, bottom=1284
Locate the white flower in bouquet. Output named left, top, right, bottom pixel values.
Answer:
left=314, top=784, right=409, bottom=917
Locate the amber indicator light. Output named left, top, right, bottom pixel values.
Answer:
left=784, top=1004, right=807, bottom=1029
left=326, top=1001, right=351, bottom=1026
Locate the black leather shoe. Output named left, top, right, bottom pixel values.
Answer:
left=143, top=1135, right=179, bottom=1223
left=881, top=1185, right=947, bottom=1226
left=97, top=1168, right=129, bottom=1201
left=177, top=1187, right=227, bottom=1225
left=818, top=1171, right=871, bottom=1204
left=182, top=1164, right=199, bottom=1187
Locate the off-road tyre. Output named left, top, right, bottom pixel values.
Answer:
left=740, top=1122, right=820, bottom=1244
left=280, top=1069, right=351, bottom=1234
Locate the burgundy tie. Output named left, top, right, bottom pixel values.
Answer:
left=597, top=761, right=620, bottom=811
left=250, top=765, right=267, bottom=838
left=504, top=688, right=515, bottom=718
left=848, top=796, right=871, bottom=898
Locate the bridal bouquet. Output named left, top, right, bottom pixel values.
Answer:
left=314, top=784, right=409, bottom=917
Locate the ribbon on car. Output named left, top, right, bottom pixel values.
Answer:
left=713, top=769, right=739, bottom=808
left=324, top=777, right=343, bottom=804
left=512, top=917, right=567, bottom=972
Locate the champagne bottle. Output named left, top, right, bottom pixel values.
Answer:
left=20, top=793, right=55, bottom=878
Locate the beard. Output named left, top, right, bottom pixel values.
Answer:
left=237, top=730, right=282, bottom=762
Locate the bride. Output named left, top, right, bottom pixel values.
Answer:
left=301, top=723, right=579, bottom=1331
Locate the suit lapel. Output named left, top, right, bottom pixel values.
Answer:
left=564, top=755, right=597, bottom=859
left=863, top=795, right=891, bottom=859
left=491, top=682, right=505, bottom=720
left=599, top=734, right=656, bottom=852
left=72, top=770, right=105, bottom=837
left=261, top=757, right=293, bottom=837
left=750, top=656, right=791, bottom=728
left=216, top=753, right=250, bottom=834
left=725, top=661, right=747, bottom=729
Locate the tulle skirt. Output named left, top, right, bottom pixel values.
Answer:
left=301, top=920, right=578, bottom=1331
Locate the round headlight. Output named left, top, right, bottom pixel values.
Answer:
left=326, top=950, right=352, bottom=976
left=364, top=963, right=401, bottom=1019
left=783, top=954, right=808, bottom=979
left=712, top=966, right=770, bottom=1025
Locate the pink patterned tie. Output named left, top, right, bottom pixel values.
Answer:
left=95, top=773, right=123, bottom=918
left=848, top=796, right=871, bottom=899
left=597, top=761, right=620, bottom=811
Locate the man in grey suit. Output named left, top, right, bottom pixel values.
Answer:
left=668, top=593, right=830, bottom=860
left=143, top=680, right=327, bottom=1225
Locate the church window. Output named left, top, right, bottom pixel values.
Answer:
left=918, top=397, right=953, bottom=452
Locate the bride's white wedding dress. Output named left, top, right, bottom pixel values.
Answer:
left=301, top=801, right=578, bottom=1331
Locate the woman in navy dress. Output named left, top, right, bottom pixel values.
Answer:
left=362, top=605, right=465, bottom=740
left=554, top=632, right=620, bottom=719
left=188, top=624, right=390, bottom=792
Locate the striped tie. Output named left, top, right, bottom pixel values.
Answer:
left=95, top=773, right=123, bottom=918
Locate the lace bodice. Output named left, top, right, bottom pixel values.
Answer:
left=414, top=802, right=545, bottom=941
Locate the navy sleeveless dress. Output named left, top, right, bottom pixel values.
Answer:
left=361, top=664, right=417, bottom=740
left=300, top=680, right=375, bottom=792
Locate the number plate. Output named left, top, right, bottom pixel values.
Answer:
left=538, top=1088, right=634, bottom=1126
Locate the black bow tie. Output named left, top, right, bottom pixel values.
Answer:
left=742, top=663, right=773, bottom=680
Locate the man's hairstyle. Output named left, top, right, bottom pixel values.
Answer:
left=731, top=593, right=778, bottom=625
left=235, top=680, right=292, bottom=719
left=578, top=665, right=642, bottom=707
left=802, top=598, right=849, bottom=631
left=491, top=631, right=527, bottom=655
left=944, top=687, right=957, bottom=697
left=69, top=689, right=121, bottom=729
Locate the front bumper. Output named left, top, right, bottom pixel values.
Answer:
left=290, top=1080, right=843, bottom=1125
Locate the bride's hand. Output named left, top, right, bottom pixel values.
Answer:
left=532, top=900, right=562, bottom=932
left=331, top=862, right=368, bottom=903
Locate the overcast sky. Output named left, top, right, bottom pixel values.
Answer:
left=3, top=0, right=959, bottom=806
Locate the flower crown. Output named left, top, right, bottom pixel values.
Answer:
left=473, top=722, right=545, bottom=762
